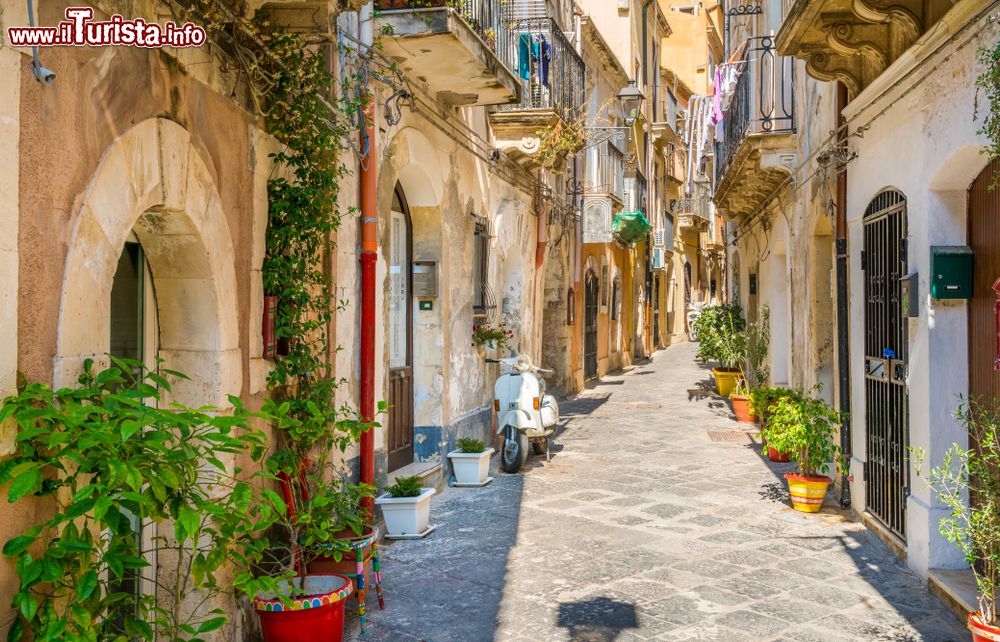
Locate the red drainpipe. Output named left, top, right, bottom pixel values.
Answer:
left=359, top=90, right=377, bottom=518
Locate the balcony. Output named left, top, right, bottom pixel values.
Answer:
left=375, top=0, right=520, bottom=106
left=776, top=0, right=954, bottom=97
left=713, top=36, right=797, bottom=217
left=489, top=17, right=586, bottom=171
left=582, top=140, right=626, bottom=244
left=671, top=194, right=711, bottom=232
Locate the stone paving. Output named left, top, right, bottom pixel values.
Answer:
left=346, top=342, right=969, bottom=642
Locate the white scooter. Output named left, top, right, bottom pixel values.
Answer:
left=687, top=301, right=707, bottom=341
left=485, top=355, right=560, bottom=473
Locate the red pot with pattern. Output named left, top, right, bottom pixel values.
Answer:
left=254, top=574, right=352, bottom=642
left=969, top=612, right=1000, bottom=642
left=768, top=446, right=791, bottom=463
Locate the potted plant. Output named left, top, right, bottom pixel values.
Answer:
left=473, top=322, right=513, bottom=352
left=914, top=397, right=1000, bottom=642
left=730, top=307, right=770, bottom=423
left=375, top=475, right=436, bottom=539
left=753, top=386, right=802, bottom=462
left=765, top=390, right=846, bottom=513
left=448, top=437, right=495, bottom=486
left=692, top=304, right=746, bottom=396
left=0, top=359, right=278, bottom=640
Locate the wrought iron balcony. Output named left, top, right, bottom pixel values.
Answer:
left=582, top=140, right=626, bottom=244
left=489, top=17, right=586, bottom=170
left=713, top=36, right=797, bottom=216
left=375, top=0, right=520, bottom=106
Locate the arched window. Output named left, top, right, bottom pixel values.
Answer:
left=611, top=276, right=622, bottom=321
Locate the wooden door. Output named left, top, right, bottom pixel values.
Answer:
left=969, top=158, right=1000, bottom=400
left=585, top=271, right=599, bottom=379
left=388, top=192, right=414, bottom=471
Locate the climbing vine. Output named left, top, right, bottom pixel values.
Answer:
left=977, top=31, right=1000, bottom=175
left=536, top=109, right=586, bottom=169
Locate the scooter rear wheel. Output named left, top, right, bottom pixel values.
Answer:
left=501, top=429, right=529, bottom=473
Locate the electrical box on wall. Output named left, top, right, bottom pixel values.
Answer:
left=412, top=261, right=438, bottom=297
left=930, top=246, right=973, bottom=300
left=899, top=273, right=919, bottom=318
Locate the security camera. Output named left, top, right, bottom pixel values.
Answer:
left=33, top=65, right=56, bottom=85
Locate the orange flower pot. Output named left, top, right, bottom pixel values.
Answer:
left=768, top=447, right=791, bottom=463
left=731, top=394, right=755, bottom=424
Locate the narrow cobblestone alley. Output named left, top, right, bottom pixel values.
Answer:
left=350, top=344, right=969, bottom=642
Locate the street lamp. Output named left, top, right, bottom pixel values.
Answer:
left=618, top=79, right=645, bottom=126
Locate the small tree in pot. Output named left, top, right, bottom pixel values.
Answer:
left=753, top=386, right=803, bottom=461
left=730, top=307, right=770, bottom=423
left=694, top=305, right=746, bottom=397
left=914, top=397, right=1000, bottom=641
left=765, top=390, right=846, bottom=513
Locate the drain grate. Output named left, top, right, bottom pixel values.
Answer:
left=707, top=430, right=755, bottom=444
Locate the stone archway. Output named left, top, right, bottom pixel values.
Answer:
left=55, top=118, right=240, bottom=408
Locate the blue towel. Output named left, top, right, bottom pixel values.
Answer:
left=518, top=34, right=532, bottom=81
left=540, top=35, right=552, bottom=87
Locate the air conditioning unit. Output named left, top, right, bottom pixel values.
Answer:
left=617, top=0, right=630, bottom=10
left=654, top=229, right=666, bottom=247
left=652, top=247, right=666, bottom=270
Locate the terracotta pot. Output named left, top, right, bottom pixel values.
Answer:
left=254, top=574, right=351, bottom=642
left=768, top=446, right=791, bottom=463
left=784, top=473, right=831, bottom=513
left=305, top=527, right=376, bottom=592
left=969, top=612, right=1000, bottom=642
left=731, top=394, right=755, bottom=424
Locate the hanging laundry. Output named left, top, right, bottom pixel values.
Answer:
left=540, top=35, right=552, bottom=88
left=710, top=67, right=724, bottom=126
left=518, top=34, right=532, bottom=81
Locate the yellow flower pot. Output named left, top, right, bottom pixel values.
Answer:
left=711, top=368, right=741, bottom=397
left=784, top=474, right=832, bottom=513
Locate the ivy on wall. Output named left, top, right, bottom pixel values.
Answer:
left=978, top=32, right=1000, bottom=175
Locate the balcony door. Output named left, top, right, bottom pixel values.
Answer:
left=388, top=186, right=414, bottom=471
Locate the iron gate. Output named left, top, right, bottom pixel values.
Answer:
left=863, top=189, right=909, bottom=540
left=585, top=271, right=599, bottom=380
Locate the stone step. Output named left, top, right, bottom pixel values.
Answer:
left=385, top=459, right=444, bottom=493
left=929, top=568, right=976, bottom=624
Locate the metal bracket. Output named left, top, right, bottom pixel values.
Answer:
left=583, top=127, right=628, bottom=148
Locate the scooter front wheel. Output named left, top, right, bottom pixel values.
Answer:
left=501, top=427, right=529, bottom=473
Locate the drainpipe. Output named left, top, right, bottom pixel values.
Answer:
left=835, top=81, right=852, bottom=509
left=536, top=173, right=546, bottom=269
left=359, top=2, right=377, bottom=517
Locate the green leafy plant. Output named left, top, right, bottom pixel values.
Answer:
left=977, top=30, right=1000, bottom=179
left=457, top=438, right=487, bottom=454
left=536, top=109, right=587, bottom=169
left=691, top=305, right=745, bottom=366
left=765, top=389, right=846, bottom=479
left=0, top=359, right=286, bottom=641
left=750, top=386, right=801, bottom=427
left=913, top=397, right=1000, bottom=627
left=385, top=475, right=423, bottom=499
left=473, top=323, right=513, bottom=349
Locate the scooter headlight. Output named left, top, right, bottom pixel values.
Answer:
left=533, top=397, right=540, bottom=410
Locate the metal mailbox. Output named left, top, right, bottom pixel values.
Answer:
left=899, top=273, right=919, bottom=318
left=412, top=261, right=438, bottom=297
left=930, top=246, right=973, bottom=300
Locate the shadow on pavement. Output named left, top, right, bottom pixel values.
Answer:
left=557, top=596, right=638, bottom=642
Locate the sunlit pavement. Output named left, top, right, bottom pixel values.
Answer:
left=346, top=342, right=969, bottom=642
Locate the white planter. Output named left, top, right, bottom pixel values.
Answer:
left=448, top=448, right=495, bottom=486
left=375, top=487, right=435, bottom=539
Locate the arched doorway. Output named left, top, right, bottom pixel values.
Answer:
left=584, top=270, right=599, bottom=380
left=387, top=185, right=414, bottom=471
left=862, top=188, right=909, bottom=540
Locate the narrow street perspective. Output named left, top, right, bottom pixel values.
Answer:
left=1, top=0, right=999, bottom=641
left=353, top=344, right=969, bottom=642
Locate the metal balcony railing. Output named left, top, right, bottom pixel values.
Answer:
left=376, top=0, right=516, bottom=75
left=587, top=140, right=625, bottom=203
left=715, top=36, right=796, bottom=184
left=495, top=17, right=585, bottom=117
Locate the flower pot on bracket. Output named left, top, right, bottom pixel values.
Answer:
left=969, top=613, right=1000, bottom=642
left=730, top=394, right=755, bottom=424
left=376, top=487, right=436, bottom=539
left=448, top=448, right=495, bottom=486
left=784, top=473, right=831, bottom=513
left=711, top=368, right=741, bottom=397
left=254, top=574, right=352, bottom=642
